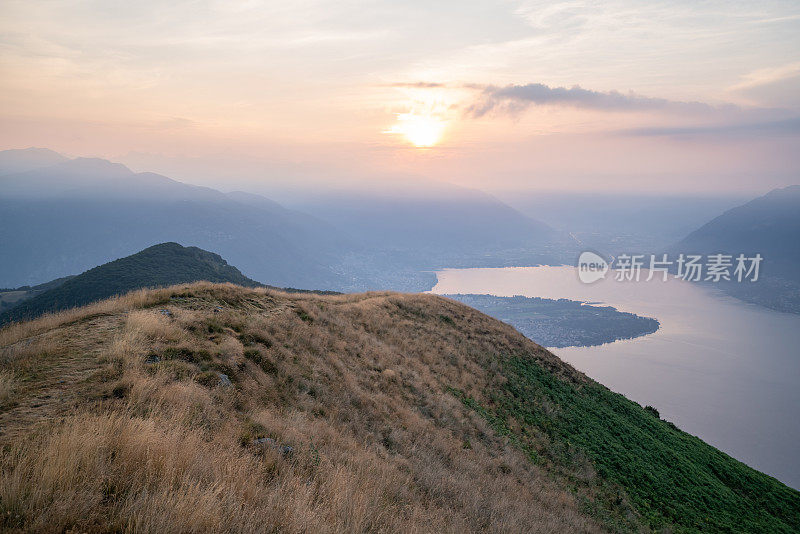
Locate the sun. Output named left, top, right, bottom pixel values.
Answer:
left=387, top=113, right=445, bottom=147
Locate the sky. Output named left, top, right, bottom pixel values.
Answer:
left=1, top=0, right=799, bottom=194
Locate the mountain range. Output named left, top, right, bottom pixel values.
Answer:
left=0, top=148, right=563, bottom=292
left=0, top=149, right=351, bottom=290
left=2, top=148, right=797, bottom=313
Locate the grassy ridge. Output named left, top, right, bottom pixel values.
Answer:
left=455, top=355, right=800, bottom=532
left=0, top=284, right=604, bottom=533
left=1, top=283, right=798, bottom=532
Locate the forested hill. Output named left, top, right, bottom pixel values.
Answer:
left=0, top=243, right=259, bottom=324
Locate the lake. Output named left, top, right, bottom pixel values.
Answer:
left=431, top=266, right=800, bottom=490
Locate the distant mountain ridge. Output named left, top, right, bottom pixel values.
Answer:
left=285, top=185, right=557, bottom=252
left=0, top=243, right=260, bottom=324
left=676, top=185, right=800, bottom=279
left=282, top=185, right=571, bottom=279
left=672, top=185, right=800, bottom=313
left=0, top=148, right=567, bottom=292
left=2, top=156, right=233, bottom=200
left=0, top=151, right=350, bottom=290
left=0, top=147, right=67, bottom=175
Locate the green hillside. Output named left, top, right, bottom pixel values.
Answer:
left=0, top=243, right=260, bottom=324
left=451, top=358, right=799, bottom=532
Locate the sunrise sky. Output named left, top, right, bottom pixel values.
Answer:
left=1, top=0, right=799, bottom=194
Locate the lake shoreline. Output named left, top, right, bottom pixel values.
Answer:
left=432, top=265, right=800, bottom=490
left=442, top=293, right=660, bottom=348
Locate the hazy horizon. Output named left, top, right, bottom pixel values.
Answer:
left=2, top=1, right=799, bottom=195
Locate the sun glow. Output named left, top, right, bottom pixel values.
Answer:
left=387, top=113, right=446, bottom=147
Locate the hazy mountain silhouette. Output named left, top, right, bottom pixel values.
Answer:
left=673, top=185, right=800, bottom=312
left=0, top=153, right=350, bottom=289
left=283, top=184, right=567, bottom=271
left=502, top=191, right=748, bottom=254
left=0, top=147, right=67, bottom=176
left=2, top=157, right=242, bottom=200
left=0, top=149, right=568, bottom=292
left=676, top=185, right=800, bottom=279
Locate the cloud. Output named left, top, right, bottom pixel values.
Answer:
left=728, top=63, right=800, bottom=108
left=467, top=82, right=722, bottom=117
left=619, top=117, right=800, bottom=138
left=459, top=80, right=799, bottom=140
left=729, top=62, right=800, bottom=92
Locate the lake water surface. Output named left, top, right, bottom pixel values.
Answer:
left=432, top=266, right=800, bottom=490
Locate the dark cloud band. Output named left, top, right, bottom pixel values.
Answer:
left=468, top=83, right=719, bottom=116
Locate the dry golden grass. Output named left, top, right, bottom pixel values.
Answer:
left=0, top=287, right=173, bottom=348
left=0, top=282, right=601, bottom=533
left=0, top=370, right=13, bottom=405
